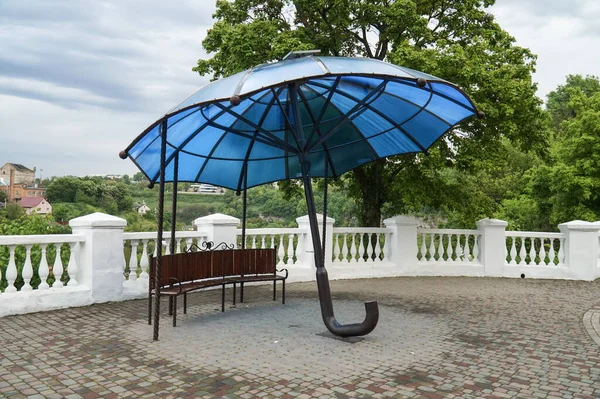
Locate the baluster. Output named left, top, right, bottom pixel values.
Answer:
left=52, top=243, right=65, bottom=288
left=287, top=234, right=295, bottom=265
left=185, top=238, right=193, bottom=252
left=463, top=235, right=471, bottom=262
left=139, top=240, right=150, bottom=279
left=382, top=233, right=390, bottom=262
left=539, top=238, right=547, bottom=265
left=428, top=234, right=436, bottom=261
left=278, top=234, right=285, bottom=266
left=341, top=233, right=349, bottom=263
left=261, top=235, right=266, bottom=249
left=557, top=238, right=565, bottom=265
left=175, top=238, right=182, bottom=254
left=509, top=237, right=517, bottom=265
left=472, top=235, right=479, bottom=263
left=518, top=236, right=526, bottom=265
left=38, top=244, right=50, bottom=290
left=67, top=242, right=79, bottom=286
left=418, top=234, right=426, bottom=261
left=153, top=240, right=158, bottom=257
left=374, top=234, right=382, bottom=262
left=164, top=239, right=171, bottom=255
left=528, top=237, right=536, bottom=265
left=332, top=233, right=340, bottom=262
left=21, top=245, right=34, bottom=291
left=436, top=234, right=444, bottom=262
left=548, top=239, right=556, bottom=265
left=357, top=233, right=366, bottom=263
left=129, top=240, right=139, bottom=281
left=296, top=233, right=304, bottom=264
left=270, top=235, right=275, bottom=249
left=366, top=233, right=374, bottom=262
left=350, top=233, right=357, bottom=263
left=251, top=235, right=256, bottom=249
left=5, top=245, right=18, bottom=292
left=447, top=234, right=454, bottom=261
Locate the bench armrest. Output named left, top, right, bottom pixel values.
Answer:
left=276, top=268, right=289, bottom=279
left=164, top=277, right=184, bottom=294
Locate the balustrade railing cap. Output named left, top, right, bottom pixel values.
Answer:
left=296, top=213, right=335, bottom=224
left=558, top=220, right=600, bottom=231
left=69, top=212, right=127, bottom=228
left=475, top=218, right=508, bottom=228
left=194, top=213, right=240, bottom=226
left=383, top=215, right=420, bottom=226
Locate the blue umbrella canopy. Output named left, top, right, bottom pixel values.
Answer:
left=123, top=55, right=479, bottom=191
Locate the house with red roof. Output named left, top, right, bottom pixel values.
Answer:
left=18, top=197, right=52, bottom=215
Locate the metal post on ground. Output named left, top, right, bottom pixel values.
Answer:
left=153, top=120, right=168, bottom=341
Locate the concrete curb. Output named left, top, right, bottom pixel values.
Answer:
left=583, top=309, right=600, bottom=347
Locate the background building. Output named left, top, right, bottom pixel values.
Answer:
left=0, top=163, right=46, bottom=202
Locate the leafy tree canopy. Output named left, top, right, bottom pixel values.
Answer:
left=194, top=0, right=548, bottom=226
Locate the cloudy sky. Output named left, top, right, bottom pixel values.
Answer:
left=1, top=0, right=599, bottom=179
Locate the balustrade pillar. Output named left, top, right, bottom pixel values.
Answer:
left=383, top=216, right=419, bottom=273
left=296, top=214, right=335, bottom=268
left=559, top=221, right=600, bottom=281
left=194, top=213, right=240, bottom=247
left=69, top=212, right=126, bottom=301
left=476, top=218, right=508, bottom=277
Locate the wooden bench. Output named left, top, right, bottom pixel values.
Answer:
left=148, top=244, right=288, bottom=327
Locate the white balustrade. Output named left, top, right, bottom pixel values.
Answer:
left=505, top=232, right=565, bottom=266
left=417, top=229, right=481, bottom=264
left=331, top=228, right=393, bottom=264
left=237, top=228, right=304, bottom=265
left=0, top=234, right=84, bottom=293
left=122, top=231, right=208, bottom=280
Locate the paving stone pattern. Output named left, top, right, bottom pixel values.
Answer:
left=1, top=277, right=599, bottom=398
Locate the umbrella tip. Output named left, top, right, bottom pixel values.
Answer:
left=416, top=78, right=427, bottom=88
left=147, top=182, right=155, bottom=189
left=119, top=150, right=128, bottom=160
left=477, top=110, right=485, bottom=119
left=230, top=95, right=241, bottom=106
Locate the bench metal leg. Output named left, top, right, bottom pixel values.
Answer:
left=168, top=297, right=174, bottom=316
left=240, top=282, right=244, bottom=303
left=282, top=280, right=285, bottom=305
left=233, top=283, right=236, bottom=306
left=221, top=284, right=225, bottom=312
left=173, top=296, right=177, bottom=327
left=273, top=280, right=276, bottom=301
left=148, top=293, right=153, bottom=325
left=184, top=293, right=187, bottom=314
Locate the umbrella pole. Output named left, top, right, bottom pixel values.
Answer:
left=290, top=83, right=378, bottom=337
left=170, top=153, right=179, bottom=254
left=241, top=167, right=247, bottom=249
left=299, top=162, right=379, bottom=337
left=153, top=120, right=168, bottom=341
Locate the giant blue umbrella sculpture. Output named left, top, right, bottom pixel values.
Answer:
left=121, top=51, right=481, bottom=340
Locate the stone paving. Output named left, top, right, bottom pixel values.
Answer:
left=1, top=276, right=600, bottom=399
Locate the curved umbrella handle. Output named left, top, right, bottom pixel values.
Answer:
left=316, top=268, right=379, bottom=337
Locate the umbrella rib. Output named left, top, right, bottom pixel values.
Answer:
left=270, top=87, right=301, bottom=150
left=305, top=79, right=388, bottom=153
left=302, top=84, right=381, bottom=167
left=235, top=87, right=285, bottom=193
left=307, top=80, right=431, bottom=153
left=212, top=102, right=298, bottom=153
left=150, top=106, right=232, bottom=182
left=296, top=88, right=339, bottom=179
left=304, top=76, right=342, bottom=152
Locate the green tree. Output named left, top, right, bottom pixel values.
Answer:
left=0, top=190, right=6, bottom=203
left=195, top=0, right=548, bottom=226
left=546, top=74, right=600, bottom=130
